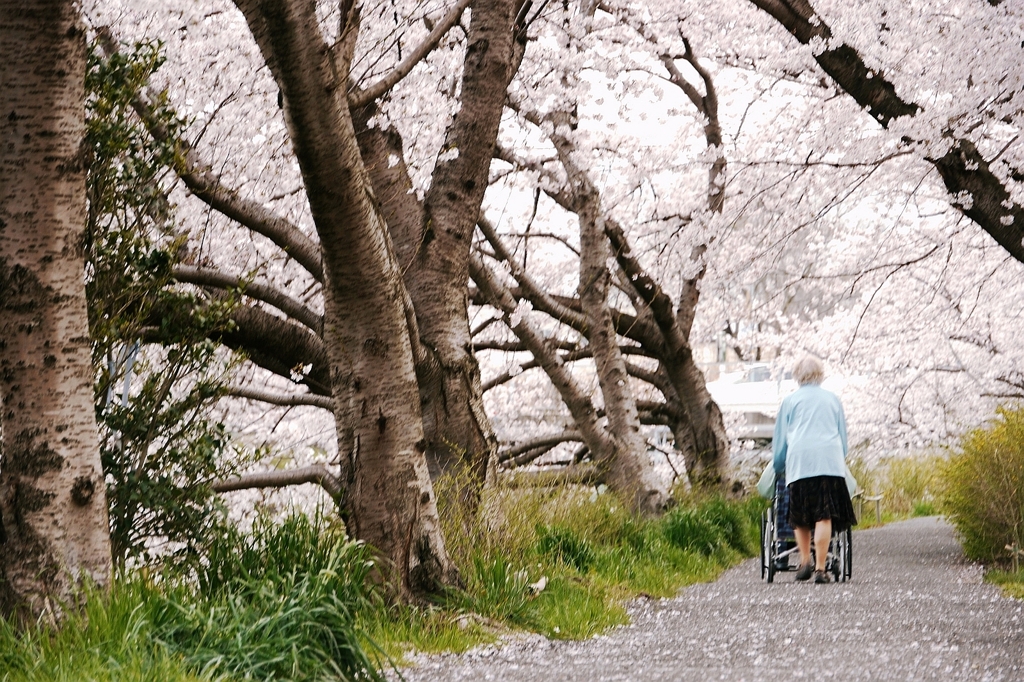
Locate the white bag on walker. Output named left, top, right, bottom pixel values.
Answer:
left=756, top=463, right=777, bottom=499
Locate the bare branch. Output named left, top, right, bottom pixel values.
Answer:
left=212, top=464, right=342, bottom=500
left=482, top=345, right=658, bottom=392
left=498, top=429, right=583, bottom=464
left=469, top=251, right=614, bottom=459
left=478, top=216, right=589, bottom=330
left=349, top=0, right=475, bottom=109
left=220, top=303, right=331, bottom=395
left=173, top=265, right=323, bottom=335
left=603, top=218, right=684, bottom=349
left=225, top=384, right=334, bottom=410
left=473, top=338, right=579, bottom=352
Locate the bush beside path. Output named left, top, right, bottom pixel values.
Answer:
left=399, top=517, right=1024, bottom=681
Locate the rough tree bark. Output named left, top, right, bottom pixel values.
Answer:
left=356, top=0, right=523, bottom=486
left=0, top=0, right=112, bottom=621
left=231, top=0, right=456, bottom=598
left=637, top=22, right=732, bottom=486
left=404, top=0, right=518, bottom=484
left=603, top=219, right=731, bottom=487
left=549, top=114, right=670, bottom=513
left=116, top=0, right=520, bottom=501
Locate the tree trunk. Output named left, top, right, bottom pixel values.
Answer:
left=0, top=0, right=112, bottom=621
left=353, top=0, right=520, bottom=487
left=550, top=117, right=669, bottom=514
left=232, top=0, right=455, bottom=598
left=353, top=113, right=498, bottom=488
left=601, top=219, right=731, bottom=488
left=410, top=0, right=517, bottom=483
left=660, top=348, right=731, bottom=487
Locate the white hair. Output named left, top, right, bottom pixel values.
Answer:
left=792, top=355, right=825, bottom=385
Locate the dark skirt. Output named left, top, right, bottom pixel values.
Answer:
left=787, top=475, right=857, bottom=532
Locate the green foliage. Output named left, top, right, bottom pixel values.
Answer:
left=940, top=406, right=1024, bottom=564
left=913, top=501, right=937, bottom=517
left=524, top=577, right=627, bottom=640
left=454, top=554, right=532, bottom=624
left=986, top=568, right=1024, bottom=600
left=846, top=456, right=877, bottom=498
left=99, top=345, right=239, bottom=567
left=359, top=603, right=494, bottom=662
left=844, top=454, right=944, bottom=528
left=661, top=507, right=724, bottom=555
left=0, top=513, right=382, bottom=682
left=0, top=491, right=762, bottom=677
left=84, top=39, right=242, bottom=567
left=882, top=455, right=942, bottom=517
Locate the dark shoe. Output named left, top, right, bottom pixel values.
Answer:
left=795, top=563, right=813, bottom=581
left=813, top=570, right=831, bottom=584
left=773, top=558, right=789, bottom=571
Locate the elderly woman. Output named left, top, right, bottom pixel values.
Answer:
left=772, top=356, right=856, bottom=584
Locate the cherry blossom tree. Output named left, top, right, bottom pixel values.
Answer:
left=89, top=0, right=535, bottom=597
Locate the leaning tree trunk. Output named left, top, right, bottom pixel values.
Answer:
left=353, top=112, right=499, bottom=489
left=232, top=0, right=456, bottom=598
left=550, top=116, right=669, bottom=514
left=600, top=213, right=732, bottom=489
left=0, top=0, right=112, bottom=622
left=389, top=0, right=520, bottom=485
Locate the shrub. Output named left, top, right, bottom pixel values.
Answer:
left=86, top=41, right=241, bottom=568
left=699, top=496, right=754, bottom=554
left=940, top=406, right=1024, bottom=564
left=882, top=455, right=942, bottom=516
left=912, top=501, right=937, bottom=517
left=661, top=496, right=757, bottom=556
left=160, top=512, right=384, bottom=682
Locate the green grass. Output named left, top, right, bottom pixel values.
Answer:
left=359, top=602, right=498, bottom=661
left=523, top=576, right=627, bottom=639
left=422, top=484, right=759, bottom=649
left=0, top=512, right=384, bottom=682
left=0, top=490, right=764, bottom=679
left=0, top=582, right=217, bottom=682
left=985, top=569, right=1024, bottom=600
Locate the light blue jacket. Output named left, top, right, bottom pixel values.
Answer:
left=772, top=384, right=848, bottom=483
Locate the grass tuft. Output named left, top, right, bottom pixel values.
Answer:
left=537, top=525, right=597, bottom=572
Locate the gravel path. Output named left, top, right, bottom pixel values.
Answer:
left=399, top=517, right=1024, bottom=681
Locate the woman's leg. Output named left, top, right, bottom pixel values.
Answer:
left=794, top=525, right=812, bottom=567
left=813, top=519, right=832, bottom=571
